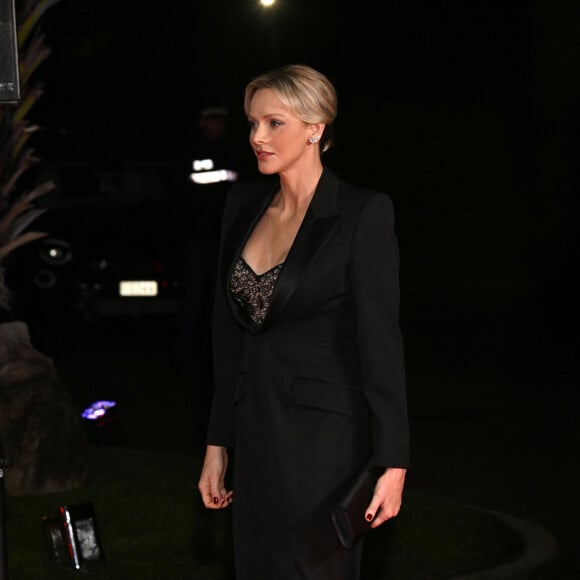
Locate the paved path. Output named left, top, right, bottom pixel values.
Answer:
left=405, top=362, right=578, bottom=579
left=450, top=508, right=559, bottom=579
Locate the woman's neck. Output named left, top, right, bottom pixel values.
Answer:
left=276, top=161, right=323, bottom=215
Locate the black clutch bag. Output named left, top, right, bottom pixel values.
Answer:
left=330, top=461, right=383, bottom=549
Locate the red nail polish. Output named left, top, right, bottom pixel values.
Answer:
left=366, top=513, right=373, bottom=521
left=213, top=497, right=219, bottom=504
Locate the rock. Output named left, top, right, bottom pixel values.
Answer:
left=0, top=321, right=88, bottom=495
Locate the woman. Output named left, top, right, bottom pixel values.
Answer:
left=198, top=64, right=410, bottom=579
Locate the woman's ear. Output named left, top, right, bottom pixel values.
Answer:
left=308, top=124, right=325, bottom=144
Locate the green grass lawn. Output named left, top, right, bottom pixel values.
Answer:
left=4, top=446, right=523, bottom=579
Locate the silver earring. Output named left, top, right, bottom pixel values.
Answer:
left=309, top=135, right=320, bottom=144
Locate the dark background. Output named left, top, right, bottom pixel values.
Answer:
left=11, top=0, right=580, bottom=576
left=32, top=0, right=577, bottom=375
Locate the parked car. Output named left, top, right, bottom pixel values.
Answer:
left=5, top=159, right=185, bottom=329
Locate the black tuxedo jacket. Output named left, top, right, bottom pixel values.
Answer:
left=207, top=166, right=409, bottom=468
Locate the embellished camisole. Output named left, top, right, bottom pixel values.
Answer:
left=230, top=257, right=284, bottom=326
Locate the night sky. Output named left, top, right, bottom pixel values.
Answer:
left=35, top=1, right=535, bottom=158
left=28, top=0, right=578, bottom=375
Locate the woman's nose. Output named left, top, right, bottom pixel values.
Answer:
left=251, top=124, right=266, bottom=145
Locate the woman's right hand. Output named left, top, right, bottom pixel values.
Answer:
left=198, top=445, right=233, bottom=509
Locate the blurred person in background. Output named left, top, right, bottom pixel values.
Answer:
left=174, top=102, right=246, bottom=369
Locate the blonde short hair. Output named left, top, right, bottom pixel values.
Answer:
left=244, top=64, right=337, bottom=153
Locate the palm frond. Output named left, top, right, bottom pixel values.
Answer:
left=0, top=120, right=39, bottom=178
left=1, top=149, right=40, bottom=199
left=0, top=230, right=47, bottom=259
left=17, top=0, right=61, bottom=48
left=22, top=179, right=55, bottom=203
left=10, top=206, right=47, bottom=238
left=18, top=33, right=51, bottom=87
left=0, top=200, right=36, bottom=236
left=11, top=82, right=44, bottom=125
left=0, top=0, right=64, bottom=313
left=12, top=123, right=41, bottom=160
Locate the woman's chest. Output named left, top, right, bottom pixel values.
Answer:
left=241, top=209, right=306, bottom=275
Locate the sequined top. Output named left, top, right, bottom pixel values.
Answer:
left=230, top=257, right=284, bottom=326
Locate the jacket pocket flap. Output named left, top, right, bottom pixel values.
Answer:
left=292, top=378, right=367, bottom=419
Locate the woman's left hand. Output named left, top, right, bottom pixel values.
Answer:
left=365, top=467, right=407, bottom=528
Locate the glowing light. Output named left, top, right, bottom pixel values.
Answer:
left=82, top=400, right=117, bottom=421
left=40, top=238, right=72, bottom=265
left=193, top=158, right=214, bottom=171
left=190, top=169, right=239, bottom=185
left=260, top=0, right=275, bottom=6
left=119, top=280, right=158, bottom=296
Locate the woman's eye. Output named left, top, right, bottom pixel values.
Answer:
left=248, top=121, right=257, bottom=129
left=270, top=119, right=282, bottom=127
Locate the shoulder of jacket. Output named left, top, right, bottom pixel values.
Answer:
left=336, top=180, right=393, bottom=213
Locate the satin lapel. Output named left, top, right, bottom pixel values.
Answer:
left=221, top=182, right=279, bottom=330
left=263, top=168, right=340, bottom=329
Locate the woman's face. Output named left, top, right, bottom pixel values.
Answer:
left=247, top=88, right=315, bottom=175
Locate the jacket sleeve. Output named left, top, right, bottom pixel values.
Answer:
left=205, top=185, right=244, bottom=448
left=350, top=192, right=410, bottom=467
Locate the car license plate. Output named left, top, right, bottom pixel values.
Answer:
left=119, top=281, right=158, bottom=297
